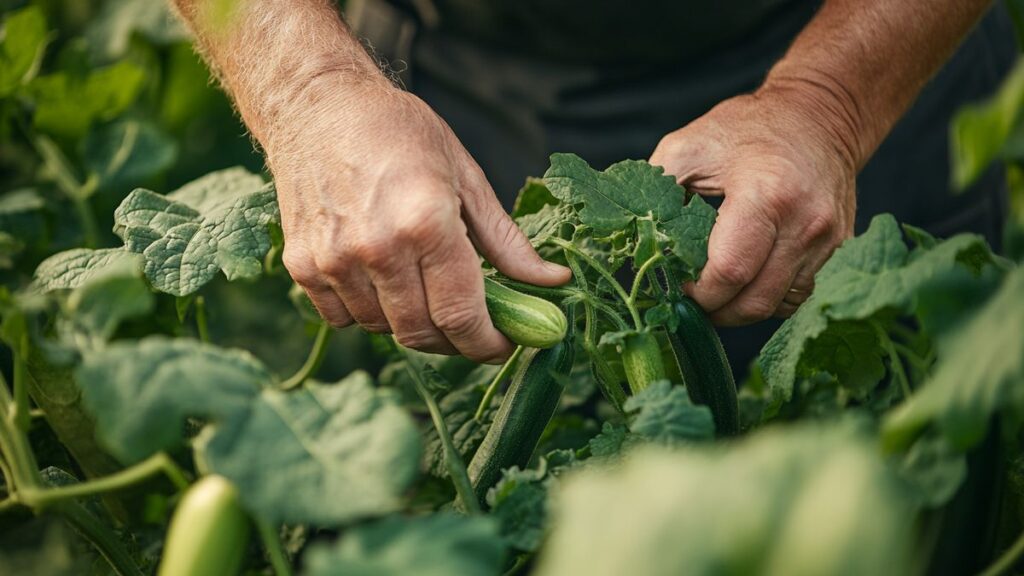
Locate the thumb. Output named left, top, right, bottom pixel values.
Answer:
left=649, top=127, right=717, bottom=187
left=459, top=166, right=571, bottom=287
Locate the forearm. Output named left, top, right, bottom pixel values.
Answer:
left=170, top=0, right=393, bottom=149
left=764, top=0, right=993, bottom=170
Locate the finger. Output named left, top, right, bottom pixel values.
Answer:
left=687, top=195, right=776, bottom=313
left=458, top=159, right=571, bottom=287
left=710, top=241, right=802, bottom=327
left=318, top=256, right=390, bottom=333
left=303, top=283, right=354, bottom=328
left=421, top=228, right=513, bottom=364
left=367, top=249, right=457, bottom=355
left=775, top=301, right=800, bottom=318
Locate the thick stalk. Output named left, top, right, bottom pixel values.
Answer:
left=280, top=322, right=331, bottom=390
left=12, top=331, right=31, bottom=432
left=401, top=351, right=481, bottom=515
left=0, top=373, right=40, bottom=491
left=56, top=500, right=145, bottom=576
left=628, top=254, right=664, bottom=312
left=475, top=346, right=524, bottom=422
left=256, top=519, right=294, bottom=576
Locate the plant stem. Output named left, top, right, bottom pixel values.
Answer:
left=978, top=528, right=1024, bottom=576
left=194, top=296, right=210, bottom=343
left=0, top=455, right=12, bottom=490
left=0, top=373, right=41, bottom=491
left=12, top=331, right=31, bottom=432
left=71, top=196, right=100, bottom=249
left=873, top=322, right=912, bottom=399
left=55, top=500, right=145, bottom=576
left=400, top=347, right=481, bottom=514
left=892, top=341, right=932, bottom=378
left=281, top=322, right=332, bottom=390
left=628, top=254, right=663, bottom=311
left=19, top=452, right=189, bottom=509
left=23, top=127, right=100, bottom=248
left=256, top=519, right=294, bottom=576
left=474, top=346, right=524, bottom=422
left=502, top=554, right=533, bottom=576
left=547, top=237, right=641, bottom=328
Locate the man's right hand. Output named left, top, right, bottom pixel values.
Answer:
left=268, top=78, right=571, bottom=363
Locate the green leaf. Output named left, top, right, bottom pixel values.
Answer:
left=85, top=0, right=190, bottom=61
left=32, top=248, right=141, bottom=292
left=421, top=384, right=492, bottom=478
left=0, top=7, right=48, bottom=97
left=64, top=254, right=153, bottom=340
left=0, top=188, right=47, bottom=255
left=623, top=380, right=715, bottom=444
left=113, top=168, right=280, bottom=296
left=29, top=61, right=146, bottom=139
left=543, top=153, right=715, bottom=277
left=200, top=373, right=421, bottom=525
left=303, top=514, right=505, bottom=576
left=83, top=119, right=178, bottom=192
left=487, top=466, right=549, bottom=552
left=588, top=422, right=629, bottom=458
left=76, top=337, right=269, bottom=463
left=949, top=59, right=1024, bottom=190
left=758, top=214, right=997, bottom=411
left=798, top=321, right=885, bottom=398
left=884, top=266, right=1024, bottom=451
left=512, top=177, right=557, bottom=218
left=896, top=434, right=967, bottom=508
left=536, top=421, right=914, bottom=576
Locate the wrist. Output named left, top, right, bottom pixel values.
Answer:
left=259, top=70, right=400, bottom=160
left=759, top=65, right=869, bottom=173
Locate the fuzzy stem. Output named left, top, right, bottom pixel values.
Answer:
left=400, top=346, right=481, bottom=514
left=281, top=322, right=332, bottom=390
left=978, top=528, right=1024, bottom=576
left=195, top=296, right=210, bottom=343
left=19, top=452, right=189, bottom=509
left=547, top=237, right=642, bottom=328
left=873, top=322, right=912, bottom=398
left=474, top=345, right=524, bottom=422
left=256, top=519, right=294, bottom=576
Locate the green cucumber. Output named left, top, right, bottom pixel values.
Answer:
left=158, top=475, right=250, bottom=576
left=484, top=277, right=568, bottom=349
left=666, top=297, right=739, bottom=435
left=621, top=331, right=668, bottom=394
left=468, top=337, right=574, bottom=505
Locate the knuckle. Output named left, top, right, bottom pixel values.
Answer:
left=735, top=296, right=778, bottom=322
left=350, top=236, right=396, bottom=270
left=394, top=327, right=441, bottom=350
left=431, top=302, right=484, bottom=339
left=394, top=195, right=460, bottom=244
left=800, top=210, right=837, bottom=245
left=713, top=257, right=757, bottom=288
left=282, top=247, right=320, bottom=286
left=314, top=251, right=353, bottom=280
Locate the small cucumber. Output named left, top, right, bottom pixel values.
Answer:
left=484, top=277, right=567, bottom=349
left=621, top=331, right=668, bottom=394
left=468, top=337, right=574, bottom=505
left=666, top=297, right=739, bottom=435
left=158, top=475, right=250, bottom=576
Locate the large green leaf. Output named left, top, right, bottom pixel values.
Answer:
left=949, top=59, right=1024, bottom=190
left=29, top=61, right=146, bottom=139
left=113, top=167, right=279, bottom=295
left=758, top=214, right=996, bottom=411
left=0, top=7, right=48, bottom=97
left=83, top=119, right=178, bottom=192
left=32, top=248, right=140, bottom=292
left=303, top=514, right=504, bottom=576
left=76, top=337, right=269, bottom=463
left=884, top=266, right=1024, bottom=450
left=200, top=374, right=421, bottom=525
left=536, top=421, right=914, bottom=576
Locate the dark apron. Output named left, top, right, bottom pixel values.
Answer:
left=348, top=0, right=1017, bottom=377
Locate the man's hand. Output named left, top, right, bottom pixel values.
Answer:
left=270, top=80, right=570, bottom=363
left=650, top=81, right=857, bottom=325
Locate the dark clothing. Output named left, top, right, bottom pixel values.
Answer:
left=351, top=0, right=1017, bottom=376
